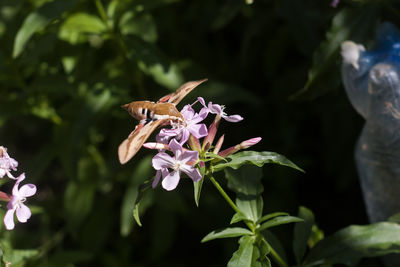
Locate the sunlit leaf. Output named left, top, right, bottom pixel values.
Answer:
left=13, top=0, right=75, bottom=57
left=226, top=166, right=263, bottom=223
left=214, top=151, right=304, bottom=173
left=228, top=235, right=256, bottom=267
left=201, top=227, right=253, bottom=243
left=257, top=212, right=289, bottom=224
left=258, top=216, right=303, bottom=231
left=59, top=13, right=107, bottom=45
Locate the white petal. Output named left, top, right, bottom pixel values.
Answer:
left=152, top=170, right=162, bottom=188
left=16, top=204, right=31, bottom=223
left=19, top=184, right=37, bottom=197
left=161, top=171, right=180, bottom=191
left=152, top=152, right=175, bottom=170
left=4, top=209, right=15, bottom=230
left=223, top=114, right=243, bottom=122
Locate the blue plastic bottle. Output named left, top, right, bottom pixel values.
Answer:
left=341, top=22, right=400, bottom=223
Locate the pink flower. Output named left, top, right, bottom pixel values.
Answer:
left=0, top=146, right=18, bottom=179
left=151, top=139, right=202, bottom=191
left=198, top=97, right=243, bottom=122
left=158, top=104, right=208, bottom=145
left=4, top=173, right=37, bottom=230
left=219, top=137, right=262, bottom=158
left=331, top=0, right=339, bottom=7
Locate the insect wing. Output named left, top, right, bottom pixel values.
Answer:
left=158, top=78, right=208, bottom=105
left=118, top=120, right=163, bottom=164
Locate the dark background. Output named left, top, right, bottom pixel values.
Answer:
left=0, top=0, right=394, bottom=266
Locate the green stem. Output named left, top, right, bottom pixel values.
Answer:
left=208, top=174, right=288, bottom=267
left=94, top=0, right=109, bottom=27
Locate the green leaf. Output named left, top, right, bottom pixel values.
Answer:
left=133, top=180, right=153, bottom=227
left=124, top=35, right=184, bottom=90
left=193, top=176, right=204, bottom=207
left=201, top=227, right=253, bottom=243
left=292, top=5, right=380, bottom=100
left=13, top=0, right=75, bottom=57
left=388, top=212, right=400, bottom=223
left=2, top=249, right=39, bottom=265
left=64, top=181, right=95, bottom=229
left=120, top=156, right=153, bottom=236
left=258, top=216, right=303, bottom=231
left=225, top=166, right=264, bottom=223
left=257, top=212, right=289, bottom=224
left=231, top=212, right=250, bottom=224
left=305, top=222, right=400, bottom=266
left=119, top=11, right=157, bottom=43
left=59, top=13, right=107, bottom=44
left=262, top=230, right=288, bottom=265
left=214, top=151, right=304, bottom=173
left=228, top=235, right=256, bottom=267
left=293, top=206, right=315, bottom=264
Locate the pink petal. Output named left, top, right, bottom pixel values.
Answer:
left=197, top=97, right=206, bottom=107
left=12, top=173, right=25, bottom=196
left=162, top=170, right=180, bottom=191
left=152, top=170, right=162, bottom=188
left=16, top=203, right=31, bottom=223
left=208, top=103, right=222, bottom=115
left=4, top=209, right=15, bottom=230
left=223, top=114, right=243, bottom=122
left=188, top=123, right=208, bottom=139
left=19, top=184, right=37, bottom=198
left=179, top=150, right=199, bottom=164
left=152, top=152, right=174, bottom=170
left=169, top=139, right=182, bottom=158
left=178, top=129, right=190, bottom=145
left=181, top=166, right=202, bottom=182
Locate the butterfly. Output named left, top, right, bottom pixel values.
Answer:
left=118, top=78, right=208, bottom=164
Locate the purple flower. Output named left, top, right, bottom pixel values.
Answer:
left=151, top=139, right=202, bottom=191
left=197, top=97, right=243, bottom=122
left=0, top=146, right=18, bottom=179
left=158, top=104, right=208, bottom=145
left=4, top=173, right=37, bottom=230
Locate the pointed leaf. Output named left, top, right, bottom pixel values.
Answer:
left=13, top=1, right=75, bottom=57
left=305, top=222, right=400, bottom=266
left=231, top=212, right=250, bottom=224
left=228, top=235, right=256, bottom=267
left=225, top=166, right=264, bottom=223
left=293, top=206, right=315, bottom=264
left=133, top=180, right=153, bottom=227
left=258, top=216, right=303, bottom=231
left=292, top=5, right=379, bottom=100
left=59, top=13, right=107, bottom=44
left=214, top=151, right=303, bottom=173
left=201, top=227, right=253, bottom=243
left=257, top=212, right=289, bottom=224
left=193, top=177, right=204, bottom=207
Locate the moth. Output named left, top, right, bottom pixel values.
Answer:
left=118, top=78, right=208, bottom=164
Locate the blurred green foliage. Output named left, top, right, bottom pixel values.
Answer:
left=1, top=0, right=400, bottom=266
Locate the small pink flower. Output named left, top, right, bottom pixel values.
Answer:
left=219, top=137, right=262, bottom=158
left=151, top=139, right=202, bottom=191
left=4, top=173, right=37, bottom=230
left=0, top=146, right=18, bottom=179
left=157, top=104, right=208, bottom=145
left=198, top=97, right=243, bottom=122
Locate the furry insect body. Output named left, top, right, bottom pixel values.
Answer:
left=118, top=78, right=208, bottom=164
left=122, top=101, right=183, bottom=123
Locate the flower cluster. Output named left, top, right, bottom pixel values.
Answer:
left=144, top=98, right=261, bottom=191
left=0, top=146, right=36, bottom=230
